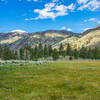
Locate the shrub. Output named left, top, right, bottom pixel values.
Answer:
left=69, top=56, right=73, bottom=60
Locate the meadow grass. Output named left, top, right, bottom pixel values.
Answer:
left=0, top=61, right=100, bottom=100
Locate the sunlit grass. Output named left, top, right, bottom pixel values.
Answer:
left=0, top=61, right=100, bottom=100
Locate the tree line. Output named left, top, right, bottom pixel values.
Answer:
left=0, top=43, right=100, bottom=60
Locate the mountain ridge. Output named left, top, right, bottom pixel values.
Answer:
left=0, top=26, right=100, bottom=51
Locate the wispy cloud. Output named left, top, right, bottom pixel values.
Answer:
left=77, top=0, right=100, bottom=11
left=77, top=0, right=88, bottom=4
left=67, top=28, right=72, bottom=31
left=98, top=21, right=100, bottom=24
left=61, top=26, right=72, bottom=31
left=61, top=26, right=66, bottom=30
left=23, top=0, right=100, bottom=20
left=84, top=18, right=100, bottom=24
left=84, top=27, right=91, bottom=31
left=25, top=3, right=75, bottom=20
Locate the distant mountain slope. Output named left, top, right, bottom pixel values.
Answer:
left=77, top=25, right=100, bottom=48
left=0, top=31, right=28, bottom=44
left=0, top=30, right=76, bottom=50
left=54, top=25, right=100, bottom=49
left=0, top=26, right=100, bottom=50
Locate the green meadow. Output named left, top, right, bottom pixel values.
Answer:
left=0, top=61, right=100, bottom=100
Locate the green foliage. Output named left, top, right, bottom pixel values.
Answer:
left=66, top=43, right=72, bottom=56
left=44, top=45, right=49, bottom=58
left=52, top=49, right=59, bottom=60
left=79, top=47, right=88, bottom=58
left=69, top=56, right=73, bottom=60
left=24, top=45, right=31, bottom=60
left=20, top=48, right=24, bottom=60
left=0, top=44, right=2, bottom=58
left=2, top=45, right=10, bottom=60
left=73, top=49, right=79, bottom=59
left=14, top=51, right=18, bottom=60
left=94, top=47, right=100, bottom=59
left=1, top=45, right=16, bottom=60
left=38, top=42, right=44, bottom=58
left=33, top=45, right=39, bottom=60
left=1, top=42, right=100, bottom=60
left=59, top=43, right=64, bottom=56
left=87, top=48, right=94, bottom=59
left=48, top=45, right=53, bottom=56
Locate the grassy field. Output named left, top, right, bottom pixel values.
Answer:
left=0, top=61, right=100, bottom=100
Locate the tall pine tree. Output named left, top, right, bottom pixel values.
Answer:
left=52, top=49, right=59, bottom=60
left=59, top=43, right=64, bottom=56
left=48, top=45, right=53, bottom=56
left=38, top=42, right=44, bottom=58
left=2, top=45, right=12, bottom=60
left=66, top=43, right=72, bottom=56
left=44, top=45, right=49, bottom=58
left=73, top=49, right=79, bottom=59
left=0, top=44, right=2, bottom=59
left=19, top=48, right=24, bottom=60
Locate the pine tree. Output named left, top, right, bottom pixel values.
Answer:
left=0, top=44, right=2, bottom=59
left=44, top=45, right=49, bottom=58
left=87, top=48, right=94, bottom=59
left=32, top=45, right=38, bottom=61
left=73, top=49, right=79, bottom=59
left=24, top=49, right=30, bottom=60
left=14, top=51, right=18, bottom=60
left=23, top=45, right=31, bottom=60
left=94, top=47, right=99, bottom=59
left=66, top=43, right=72, bottom=56
left=10, top=51, right=17, bottom=60
left=59, top=43, right=64, bottom=56
left=79, top=47, right=88, bottom=59
left=2, top=45, right=12, bottom=60
left=52, top=49, right=59, bottom=60
left=38, top=42, right=43, bottom=58
left=20, top=48, right=24, bottom=60
left=69, top=56, right=73, bottom=60
left=30, top=48, right=34, bottom=60
left=48, top=45, right=53, bottom=56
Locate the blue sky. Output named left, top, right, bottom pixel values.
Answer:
left=0, top=0, right=100, bottom=33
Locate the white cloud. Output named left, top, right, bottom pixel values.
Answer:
left=77, top=0, right=89, bottom=4
left=24, top=0, right=100, bottom=21
left=84, top=18, right=100, bottom=24
left=61, top=26, right=66, bottom=30
left=25, top=18, right=29, bottom=20
left=89, top=18, right=96, bottom=21
left=67, top=28, right=72, bottom=31
left=98, top=21, right=100, bottom=24
left=26, top=3, right=75, bottom=20
left=84, top=20, right=88, bottom=22
left=52, top=0, right=58, bottom=2
left=19, top=0, right=38, bottom=2
left=25, top=18, right=34, bottom=20
left=33, top=0, right=38, bottom=2
left=84, top=28, right=90, bottom=31
left=11, top=29, right=27, bottom=33
left=78, top=0, right=100, bottom=11
left=61, top=27, right=72, bottom=31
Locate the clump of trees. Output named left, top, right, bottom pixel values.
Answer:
left=0, top=44, right=17, bottom=60
left=0, top=43, right=100, bottom=61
